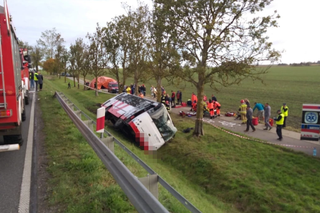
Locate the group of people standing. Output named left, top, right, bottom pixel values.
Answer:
left=190, top=93, right=221, bottom=119
left=242, top=99, right=289, bottom=141
left=29, top=69, right=43, bottom=91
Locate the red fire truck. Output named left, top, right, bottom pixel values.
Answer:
left=0, top=1, right=27, bottom=149
left=19, top=48, right=31, bottom=106
left=102, top=93, right=177, bottom=151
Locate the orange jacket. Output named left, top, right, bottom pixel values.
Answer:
left=214, top=101, right=221, bottom=108
left=207, top=102, right=214, bottom=110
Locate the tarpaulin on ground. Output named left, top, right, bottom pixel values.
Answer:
left=89, top=76, right=117, bottom=90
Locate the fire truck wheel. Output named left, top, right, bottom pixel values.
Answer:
left=4, top=134, right=23, bottom=146
left=22, top=109, right=26, bottom=121
left=25, top=96, right=29, bottom=105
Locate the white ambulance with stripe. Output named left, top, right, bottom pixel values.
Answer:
left=101, top=93, right=177, bottom=150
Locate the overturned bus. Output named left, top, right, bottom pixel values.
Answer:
left=101, top=93, right=177, bottom=150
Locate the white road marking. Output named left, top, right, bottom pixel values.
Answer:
left=18, top=92, right=35, bottom=213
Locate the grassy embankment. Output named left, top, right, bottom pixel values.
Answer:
left=82, top=65, right=320, bottom=131
left=40, top=73, right=320, bottom=213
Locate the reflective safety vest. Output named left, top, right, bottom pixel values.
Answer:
left=276, top=113, right=285, bottom=125
left=281, top=106, right=289, bottom=117
left=126, top=87, right=131, bottom=94
left=240, top=104, right=247, bottom=114
left=34, top=72, right=38, bottom=81
left=208, top=102, right=213, bottom=110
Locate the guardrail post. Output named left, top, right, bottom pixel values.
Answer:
left=102, top=136, right=114, bottom=153
left=69, top=103, right=74, bottom=110
left=139, top=174, right=159, bottom=200
left=74, top=110, right=81, bottom=118
left=84, top=120, right=93, bottom=130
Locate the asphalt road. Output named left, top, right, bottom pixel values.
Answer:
left=0, top=90, right=35, bottom=213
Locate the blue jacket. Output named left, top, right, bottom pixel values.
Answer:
left=253, top=103, right=264, bottom=111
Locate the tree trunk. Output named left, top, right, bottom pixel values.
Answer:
left=83, top=74, right=87, bottom=90
left=95, top=76, right=99, bottom=96
left=193, top=76, right=205, bottom=136
left=156, top=76, right=162, bottom=102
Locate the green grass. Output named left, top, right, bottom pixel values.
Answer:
left=83, top=65, right=320, bottom=131
left=40, top=75, right=235, bottom=212
left=40, top=72, right=320, bottom=213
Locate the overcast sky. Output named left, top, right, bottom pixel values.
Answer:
left=7, top=0, right=320, bottom=64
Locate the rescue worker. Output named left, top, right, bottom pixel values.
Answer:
left=213, top=101, right=221, bottom=116
left=244, top=105, right=255, bottom=132
left=274, top=109, right=284, bottom=141
left=34, top=71, right=39, bottom=91
left=171, top=90, right=176, bottom=107
left=191, top=100, right=197, bottom=112
left=29, top=69, right=34, bottom=89
left=281, top=103, right=289, bottom=128
left=139, top=92, right=144, bottom=98
left=240, top=100, right=247, bottom=124
left=191, top=92, right=198, bottom=104
left=176, top=91, right=181, bottom=105
left=212, top=94, right=217, bottom=101
left=208, top=99, right=214, bottom=119
left=126, top=86, right=131, bottom=94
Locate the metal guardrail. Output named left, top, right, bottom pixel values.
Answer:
left=55, top=92, right=169, bottom=213
left=55, top=92, right=202, bottom=213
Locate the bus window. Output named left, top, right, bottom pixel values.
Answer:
left=149, top=105, right=177, bottom=141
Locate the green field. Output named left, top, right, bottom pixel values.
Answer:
left=39, top=71, right=320, bottom=213
left=83, top=65, right=320, bottom=131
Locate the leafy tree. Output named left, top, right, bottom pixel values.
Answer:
left=73, top=38, right=85, bottom=89
left=103, top=20, right=121, bottom=92
left=154, top=0, right=281, bottom=136
left=125, top=3, right=151, bottom=95
left=55, top=43, right=67, bottom=75
left=42, top=58, right=56, bottom=74
left=69, top=44, right=77, bottom=87
left=81, top=48, right=91, bottom=90
left=148, top=3, right=181, bottom=102
left=30, top=46, right=44, bottom=72
left=87, top=23, right=108, bottom=96
left=37, top=28, right=65, bottom=59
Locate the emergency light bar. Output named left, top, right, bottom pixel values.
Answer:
left=0, top=109, right=12, bottom=117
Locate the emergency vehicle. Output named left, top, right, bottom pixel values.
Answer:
left=101, top=93, right=177, bottom=150
left=19, top=48, right=31, bottom=106
left=0, top=1, right=27, bottom=149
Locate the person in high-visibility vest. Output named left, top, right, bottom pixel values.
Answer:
left=29, top=69, right=34, bottom=89
left=274, top=109, right=284, bottom=141
left=207, top=99, right=214, bottom=119
left=213, top=101, right=221, bottom=116
left=281, top=103, right=289, bottom=128
left=240, top=100, right=247, bottom=124
left=126, top=86, right=131, bottom=94
left=34, top=71, right=39, bottom=91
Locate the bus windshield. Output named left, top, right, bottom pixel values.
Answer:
left=149, top=105, right=177, bottom=141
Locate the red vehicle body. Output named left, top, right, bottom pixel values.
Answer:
left=0, top=1, right=27, bottom=149
left=20, top=48, right=31, bottom=105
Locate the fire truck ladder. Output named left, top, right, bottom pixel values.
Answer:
left=0, top=35, right=7, bottom=109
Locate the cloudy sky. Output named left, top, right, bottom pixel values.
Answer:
left=7, top=0, right=320, bottom=64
